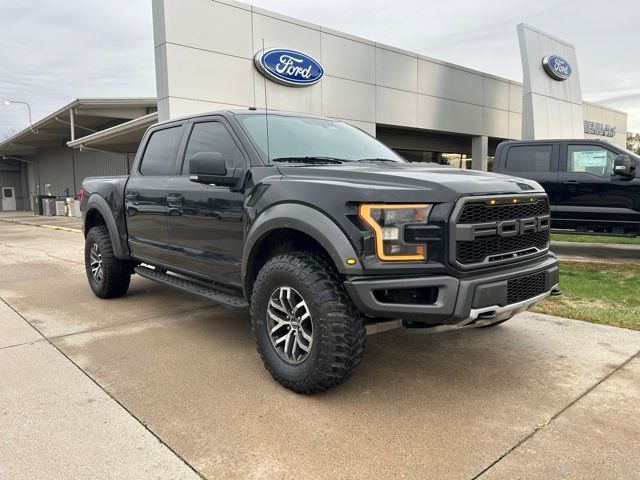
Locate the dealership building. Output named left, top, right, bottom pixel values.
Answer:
left=0, top=0, right=628, bottom=211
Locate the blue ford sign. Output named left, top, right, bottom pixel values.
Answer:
left=254, top=48, right=324, bottom=87
left=542, top=55, right=572, bottom=81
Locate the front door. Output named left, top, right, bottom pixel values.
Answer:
left=1, top=187, right=16, bottom=211
left=556, top=143, right=640, bottom=228
left=166, top=119, right=246, bottom=287
left=125, top=124, right=184, bottom=265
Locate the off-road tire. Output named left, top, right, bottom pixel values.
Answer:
left=85, top=225, right=131, bottom=299
left=250, top=252, right=366, bottom=394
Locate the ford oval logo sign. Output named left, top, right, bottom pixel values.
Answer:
left=254, top=48, right=324, bottom=87
left=542, top=55, right=572, bottom=81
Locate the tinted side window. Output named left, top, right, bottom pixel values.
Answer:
left=182, top=122, right=245, bottom=174
left=567, top=145, right=616, bottom=177
left=139, top=126, right=182, bottom=176
left=505, top=145, right=553, bottom=172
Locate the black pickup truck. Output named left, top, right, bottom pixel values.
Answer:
left=81, top=110, right=559, bottom=393
left=492, top=139, right=640, bottom=236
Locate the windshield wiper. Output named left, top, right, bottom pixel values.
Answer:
left=271, top=156, right=344, bottom=164
left=353, top=158, right=399, bottom=163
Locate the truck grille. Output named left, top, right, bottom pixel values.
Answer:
left=507, top=271, right=547, bottom=304
left=458, top=198, right=550, bottom=224
left=451, top=195, right=550, bottom=269
left=457, top=231, right=549, bottom=264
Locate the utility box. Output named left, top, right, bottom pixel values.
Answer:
left=55, top=200, right=66, bottom=216
left=34, top=195, right=55, bottom=216
left=33, top=195, right=42, bottom=215
left=43, top=198, right=56, bottom=216
left=66, top=197, right=75, bottom=217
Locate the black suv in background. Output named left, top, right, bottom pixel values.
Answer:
left=493, top=139, right=640, bottom=236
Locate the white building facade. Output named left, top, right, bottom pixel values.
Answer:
left=152, top=0, right=628, bottom=171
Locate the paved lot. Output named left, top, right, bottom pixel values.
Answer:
left=0, top=211, right=83, bottom=231
left=1, top=222, right=639, bottom=479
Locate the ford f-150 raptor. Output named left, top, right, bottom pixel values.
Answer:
left=81, top=110, right=559, bottom=393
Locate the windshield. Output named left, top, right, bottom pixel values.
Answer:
left=237, top=114, right=405, bottom=163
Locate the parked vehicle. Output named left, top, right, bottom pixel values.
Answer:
left=492, top=139, right=640, bottom=236
left=80, top=110, right=559, bottom=393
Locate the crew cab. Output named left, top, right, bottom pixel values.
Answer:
left=493, top=139, right=640, bottom=236
left=80, top=110, right=559, bottom=393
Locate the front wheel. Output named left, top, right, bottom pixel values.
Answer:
left=250, top=252, right=366, bottom=394
left=84, top=226, right=132, bottom=298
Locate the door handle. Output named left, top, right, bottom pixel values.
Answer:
left=125, top=191, right=139, bottom=201
left=563, top=180, right=580, bottom=185
left=166, top=193, right=184, bottom=207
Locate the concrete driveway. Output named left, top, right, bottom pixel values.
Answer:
left=1, top=221, right=639, bottom=479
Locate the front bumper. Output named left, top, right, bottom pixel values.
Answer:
left=344, top=253, right=559, bottom=327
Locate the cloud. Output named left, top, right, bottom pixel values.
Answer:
left=0, top=0, right=155, bottom=133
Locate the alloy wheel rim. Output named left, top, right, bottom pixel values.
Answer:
left=90, top=243, right=103, bottom=283
left=266, top=286, right=313, bottom=364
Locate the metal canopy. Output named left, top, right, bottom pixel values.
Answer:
left=67, top=112, right=158, bottom=154
left=0, top=98, right=156, bottom=156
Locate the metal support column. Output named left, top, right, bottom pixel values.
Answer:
left=69, top=108, right=75, bottom=141
left=471, top=135, right=488, bottom=171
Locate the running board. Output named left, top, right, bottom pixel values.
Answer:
left=135, top=266, right=248, bottom=309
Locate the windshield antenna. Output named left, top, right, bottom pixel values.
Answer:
left=262, top=38, right=271, bottom=162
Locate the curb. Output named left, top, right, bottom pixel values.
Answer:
left=0, top=218, right=82, bottom=234
left=550, top=241, right=640, bottom=262
left=41, top=224, right=83, bottom=233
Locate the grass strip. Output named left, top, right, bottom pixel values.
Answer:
left=532, top=261, right=640, bottom=330
left=552, top=233, right=640, bottom=245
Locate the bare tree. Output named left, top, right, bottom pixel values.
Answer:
left=627, top=132, right=640, bottom=155
left=1, top=127, right=18, bottom=140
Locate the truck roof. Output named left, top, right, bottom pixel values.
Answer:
left=161, top=108, right=328, bottom=126
left=499, top=138, right=615, bottom=146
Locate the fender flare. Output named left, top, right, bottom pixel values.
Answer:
left=84, top=194, right=129, bottom=259
left=242, top=203, right=363, bottom=292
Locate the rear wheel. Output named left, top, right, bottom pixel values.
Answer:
left=85, top=226, right=132, bottom=298
left=250, top=252, right=366, bottom=393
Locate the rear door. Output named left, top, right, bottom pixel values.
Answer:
left=498, top=143, right=560, bottom=204
left=125, top=124, right=184, bottom=265
left=164, top=117, right=247, bottom=286
left=556, top=142, right=640, bottom=227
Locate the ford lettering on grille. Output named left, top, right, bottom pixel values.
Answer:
left=457, top=215, right=550, bottom=241
left=450, top=195, right=551, bottom=269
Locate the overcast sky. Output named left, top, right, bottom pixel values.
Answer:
left=1, top=0, right=638, bottom=138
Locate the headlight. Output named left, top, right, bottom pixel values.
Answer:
left=359, top=203, right=430, bottom=261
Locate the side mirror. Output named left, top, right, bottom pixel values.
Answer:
left=189, top=152, right=239, bottom=186
left=613, top=154, right=634, bottom=177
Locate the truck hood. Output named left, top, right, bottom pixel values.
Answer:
left=275, top=162, right=542, bottom=199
